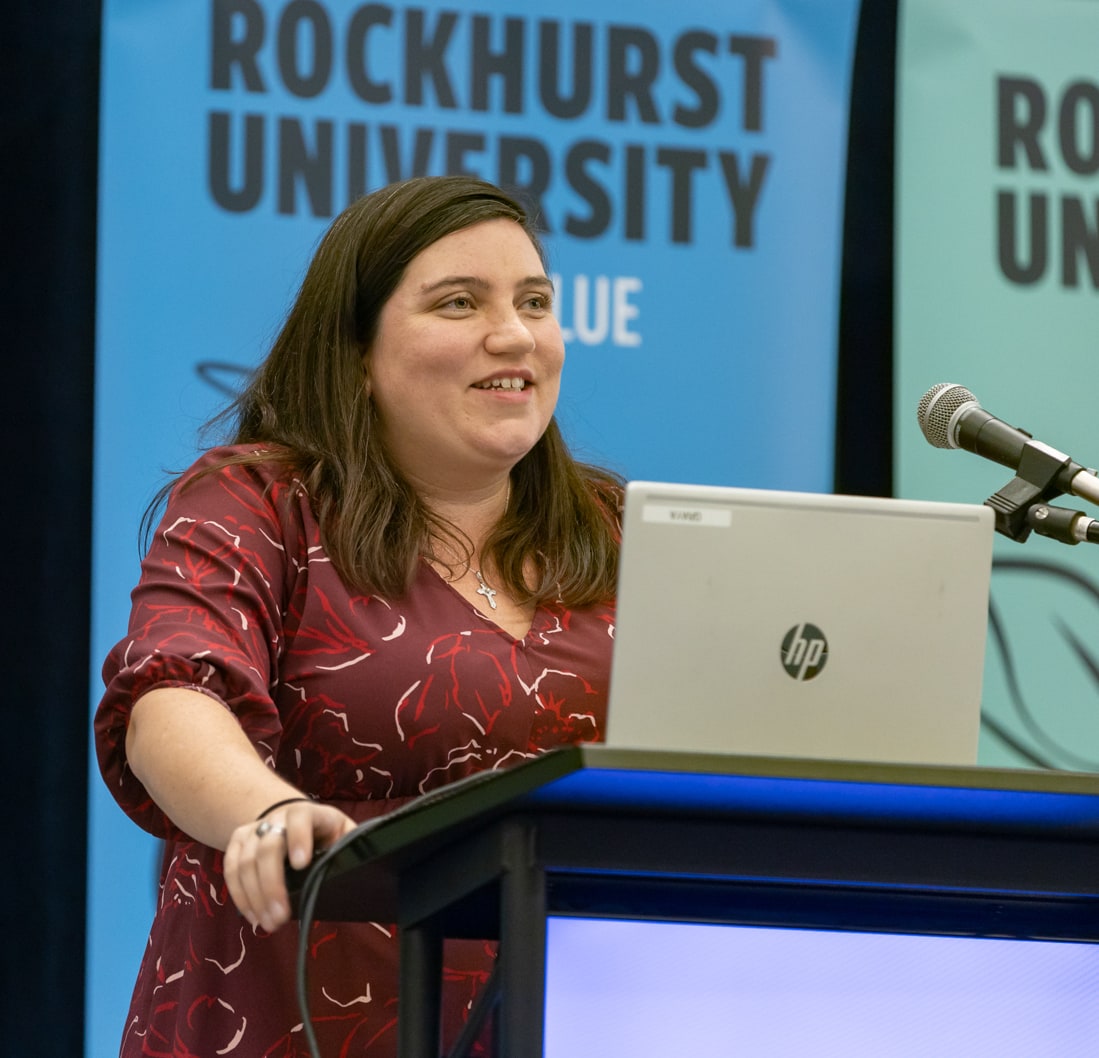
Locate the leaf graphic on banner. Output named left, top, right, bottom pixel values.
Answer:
left=983, top=557, right=1099, bottom=772
left=196, top=360, right=251, bottom=396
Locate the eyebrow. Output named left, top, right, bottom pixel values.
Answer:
left=419, top=274, right=554, bottom=295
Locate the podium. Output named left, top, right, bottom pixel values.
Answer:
left=297, top=746, right=1099, bottom=1056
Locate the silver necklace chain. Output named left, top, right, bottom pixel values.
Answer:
left=464, top=479, right=510, bottom=611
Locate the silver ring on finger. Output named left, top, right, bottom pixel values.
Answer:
left=255, top=820, right=287, bottom=839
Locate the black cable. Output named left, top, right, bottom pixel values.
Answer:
left=294, top=831, right=370, bottom=1058
left=444, top=961, right=501, bottom=1058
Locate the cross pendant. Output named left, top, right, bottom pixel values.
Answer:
left=474, top=569, right=498, bottom=610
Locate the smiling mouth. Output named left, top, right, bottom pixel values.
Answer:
left=472, top=377, right=528, bottom=391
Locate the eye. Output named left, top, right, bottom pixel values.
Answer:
left=440, top=294, right=474, bottom=312
left=521, top=292, right=552, bottom=313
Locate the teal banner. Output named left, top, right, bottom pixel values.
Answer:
left=897, top=0, right=1099, bottom=769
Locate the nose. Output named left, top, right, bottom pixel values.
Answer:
left=484, top=307, right=537, bottom=356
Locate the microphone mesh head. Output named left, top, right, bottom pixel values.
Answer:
left=917, top=383, right=977, bottom=449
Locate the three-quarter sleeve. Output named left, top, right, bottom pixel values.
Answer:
left=95, top=449, right=307, bottom=838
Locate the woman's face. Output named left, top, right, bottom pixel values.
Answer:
left=367, top=218, right=564, bottom=490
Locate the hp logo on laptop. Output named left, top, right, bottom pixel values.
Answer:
left=781, top=623, right=828, bottom=681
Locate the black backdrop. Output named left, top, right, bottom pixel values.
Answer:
left=2, top=1, right=892, bottom=1051
left=5, top=3, right=100, bottom=1055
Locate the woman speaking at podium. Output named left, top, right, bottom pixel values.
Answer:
left=95, top=175, right=621, bottom=1057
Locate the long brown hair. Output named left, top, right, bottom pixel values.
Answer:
left=185, top=175, right=622, bottom=605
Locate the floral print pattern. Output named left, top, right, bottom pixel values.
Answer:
left=96, top=448, right=615, bottom=1056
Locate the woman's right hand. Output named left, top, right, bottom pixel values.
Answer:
left=222, top=800, right=357, bottom=933
left=125, top=687, right=359, bottom=932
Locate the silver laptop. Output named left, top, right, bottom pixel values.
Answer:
left=605, top=482, right=995, bottom=766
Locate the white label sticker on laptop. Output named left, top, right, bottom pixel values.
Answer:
left=641, top=504, right=732, bottom=527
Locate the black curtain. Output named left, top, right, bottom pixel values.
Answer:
left=2, top=4, right=100, bottom=1054
left=835, top=0, right=897, bottom=498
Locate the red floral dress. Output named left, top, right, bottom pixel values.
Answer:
left=95, top=447, right=615, bottom=1057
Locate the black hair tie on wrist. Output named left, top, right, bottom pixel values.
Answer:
left=255, top=797, right=312, bottom=822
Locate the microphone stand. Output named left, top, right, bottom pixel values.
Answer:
left=984, top=438, right=1099, bottom=544
left=1025, top=504, right=1099, bottom=546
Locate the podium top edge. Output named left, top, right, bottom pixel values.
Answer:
left=562, top=745, right=1099, bottom=794
left=313, top=746, right=1099, bottom=880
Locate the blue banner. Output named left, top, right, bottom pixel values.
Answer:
left=89, top=1, right=861, bottom=1050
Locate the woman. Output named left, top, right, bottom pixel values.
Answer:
left=96, top=175, right=622, bottom=1056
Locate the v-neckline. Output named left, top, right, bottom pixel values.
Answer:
left=425, top=561, right=536, bottom=643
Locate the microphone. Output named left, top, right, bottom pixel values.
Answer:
left=916, top=383, right=1099, bottom=506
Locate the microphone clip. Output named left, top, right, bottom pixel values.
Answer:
left=984, top=439, right=1077, bottom=542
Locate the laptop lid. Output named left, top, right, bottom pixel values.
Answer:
left=605, top=482, right=995, bottom=766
